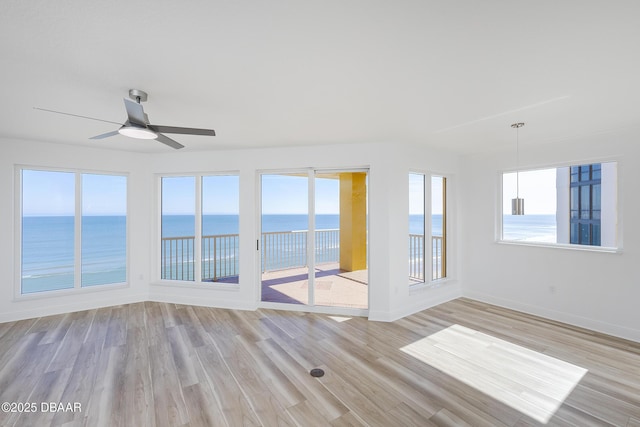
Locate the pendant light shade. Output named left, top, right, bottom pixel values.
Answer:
left=511, top=122, right=525, bottom=215
left=512, top=197, right=525, bottom=215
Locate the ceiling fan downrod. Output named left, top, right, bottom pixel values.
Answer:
left=128, top=89, right=148, bottom=104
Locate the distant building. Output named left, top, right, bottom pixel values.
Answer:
left=556, top=163, right=617, bottom=247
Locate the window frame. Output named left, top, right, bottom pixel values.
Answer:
left=497, top=160, right=621, bottom=253
left=14, top=165, right=130, bottom=299
left=409, top=170, right=451, bottom=290
left=155, top=171, right=241, bottom=288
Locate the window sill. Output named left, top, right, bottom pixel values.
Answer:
left=14, top=282, right=129, bottom=302
left=410, top=278, right=454, bottom=293
left=150, top=280, right=240, bottom=291
left=496, top=240, right=621, bottom=254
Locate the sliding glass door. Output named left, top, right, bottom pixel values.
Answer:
left=260, top=169, right=368, bottom=310
left=260, top=173, right=309, bottom=304
left=314, top=171, right=368, bottom=309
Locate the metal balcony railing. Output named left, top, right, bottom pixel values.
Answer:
left=161, top=230, right=444, bottom=282
left=409, top=234, right=445, bottom=282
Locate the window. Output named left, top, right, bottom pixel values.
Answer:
left=20, top=169, right=127, bottom=294
left=409, top=173, right=447, bottom=285
left=161, top=176, right=196, bottom=280
left=82, top=174, right=127, bottom=286
left=161, top=174, right=239, bottom=283
left=501, top=162, right=617, bottom=248
left=570, top=164, right=601, bottom=246
left=432, top=176, right=447, bottom=280
left=409, top=173, right=425, bottom=284
left=202, top=175, right=239, bottom=283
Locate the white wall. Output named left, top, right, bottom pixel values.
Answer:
left=146, top=142, right=462, bottom=320
left=0, top=138, right=150, bottom=322
left=4, top=131, right=638, bottom=343
left=0, top=138, right=461, bottom=323
left=601, top=162, right=618, bottom=248
left=460, top=132, right=640, bottom=342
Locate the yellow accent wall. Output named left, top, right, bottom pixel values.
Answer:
left=339, top=172, right=367, bottom=271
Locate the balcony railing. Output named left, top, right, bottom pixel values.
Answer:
left=162, top=230, right=444, bottom=282
left=409, top=234, right=445, bottom=282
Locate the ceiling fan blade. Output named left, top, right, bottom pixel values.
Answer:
left=156, top=133, right=184, bottom=149
left=89, top=130, right=120, bottom=140
left=148, top=125, right=216, bottom=136
left=34, top=107, right=123, bottom=126
left=123, top=98, right=148, bottom=126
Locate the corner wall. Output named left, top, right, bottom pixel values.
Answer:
left=459, top=132, right=640, bottom=342
left=0, top=138, right=150, bottom=322
left=1, top=138, right=462, bottom=323
left=146, top=142, right=462, bottom=320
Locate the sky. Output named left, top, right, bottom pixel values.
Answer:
left=161, top=175, right=241, bottom=215
left=502, top=168, right=557, bottom=215
left=162, top=174, right=348, bottom=215
left=24, top=168, right=556, bottom=217
left=22, top=170, right=126, bottom=216
left=261, top=174, right=341, bottom=215
left=409, top=174, right=444, bottom=215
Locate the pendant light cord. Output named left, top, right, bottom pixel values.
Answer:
left=516, top=125, right=520, bottom=199
left=511, top=122, right=525, bottom=200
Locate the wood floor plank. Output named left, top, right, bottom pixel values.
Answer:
left=315, top=365, right=402, bottom=427
left=286, top=399, right=333, bottom=426
left=329, top=411, right=367, bottom=427
left=122, top=326, right=156, bottom=427
left=311, top=337, right=403, bottom=413
left=628, top=416, right=640, bottom=427
left=182, top=383, right=226, bottom=427
left=194, top=344, right=261, bottom=427
left=148, top=339, right=190, bottom=427
left=256, top=337, right=350, bottom=421
left=84, top=344, right=128, bottom=427
left=221, top=335, right=297, bottom=426
left=386, top=401, right=438, bottom=426
left=0, top=298, right=638, bottom=426
left=46, top=310, right=95, bottom=373
left=429, top=407, right=474, bottom=427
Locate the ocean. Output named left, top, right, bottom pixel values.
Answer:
left=502, top=214, right=557, bottom=242
left=21, top=216, right=127, bottom=293
left=21, top=214, right=555, bottom=293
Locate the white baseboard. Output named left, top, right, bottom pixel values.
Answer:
left=463, top=290, right=640, bottom=343
left=0, top=293, right=148, bottom=324
left=148, top=292, right=259, bottom=312
left=370, top=284, right=461, bottom=322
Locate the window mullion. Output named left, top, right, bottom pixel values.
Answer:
left=194, top=175, right=202, bottom=283
left=308, top=169, right=315, bottom=306
left=75, top=173, right=82, bottom=289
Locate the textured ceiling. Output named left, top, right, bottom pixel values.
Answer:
left=1, top=0, right=639, bottom=153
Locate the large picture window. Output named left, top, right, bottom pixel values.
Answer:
left=161, top=174, right=239, bottom=283
left=20, top=169, right=127, bottom=294
left=501, top=162, right=617, bottom=248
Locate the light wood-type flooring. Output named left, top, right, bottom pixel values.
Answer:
left=0, top=298, right=639, bottom=426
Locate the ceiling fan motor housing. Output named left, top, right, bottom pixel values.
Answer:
left=128, top=89, right=148, bottom=103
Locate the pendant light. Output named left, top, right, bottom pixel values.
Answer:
left=511, top=122, right=525, bottom=215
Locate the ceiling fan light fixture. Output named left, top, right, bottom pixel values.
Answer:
left=118, top=125, right=157, bottom=140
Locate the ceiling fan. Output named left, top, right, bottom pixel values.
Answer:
left=35, top=89, right=216, bottom=149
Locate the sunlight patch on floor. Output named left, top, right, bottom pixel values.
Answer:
left=328, top=316, right=352, bottom=322
left=400, top=324, right=587, bottom=424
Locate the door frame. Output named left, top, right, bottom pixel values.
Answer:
left=256, top=168, right=369, bottom=317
